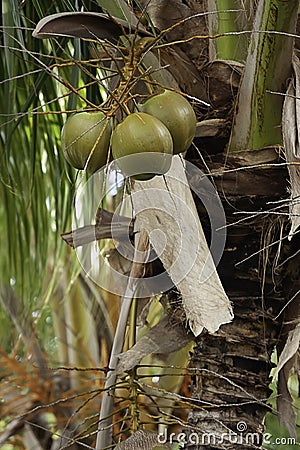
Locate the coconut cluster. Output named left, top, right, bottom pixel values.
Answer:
left=61, top=90, right=196, bottom=180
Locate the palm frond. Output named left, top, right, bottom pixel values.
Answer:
left=0, top=0, right=81, bottom=351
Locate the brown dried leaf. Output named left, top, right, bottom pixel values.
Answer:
left=61, top=208, right=134, bottom=248
left=138, top=0, right=205, bottom=60
left=195, top=118, right=228, bottom=138
left=116, top=316, right=191, bottom=374
left=139, top=0, right=208, bottom=98
left=203, top=60, right=243, bottom=108
left=139, top=0, right=189, bottom=32
left=32, top=12, right=150, bottom=41
left=159, top=46, right=207, bottom=99
left=114, top=430, right=172, bottom=449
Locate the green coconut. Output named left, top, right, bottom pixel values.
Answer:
left=140, top=89, right=196, bottom=154
left=111, top=112, right=173, bottom=180
left=61, top=111, right=111, bottom=173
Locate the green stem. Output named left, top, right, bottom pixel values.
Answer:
left=208, top=0, right=248, bottom=62
left=129, top=296, right=138, bottom=349
left=129, top=367, right=139, bottom=434
left=229, top=0, right=299, bottom=152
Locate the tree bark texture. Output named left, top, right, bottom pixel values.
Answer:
left=185, top=146, right=290, bottom=449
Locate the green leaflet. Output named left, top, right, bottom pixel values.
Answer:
left=0, top=0, right=75, bottom=350
left=96, top=0, right=140, bottom=27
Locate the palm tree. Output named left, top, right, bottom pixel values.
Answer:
left=0, top=1, right=299, bottom=449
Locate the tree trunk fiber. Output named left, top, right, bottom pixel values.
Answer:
left=186, top=147, right=288, bottom=449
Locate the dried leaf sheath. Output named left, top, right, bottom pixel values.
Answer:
left=132, top=156, right=233, bottom=336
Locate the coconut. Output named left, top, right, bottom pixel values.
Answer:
left=140, top=90, right=196, bottom=154
left=111, top=112, right=173, bottom=180
left=61, top=111, right=111, bottom=173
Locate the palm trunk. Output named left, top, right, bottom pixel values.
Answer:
left=186, top=148, right=288, bottom=448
